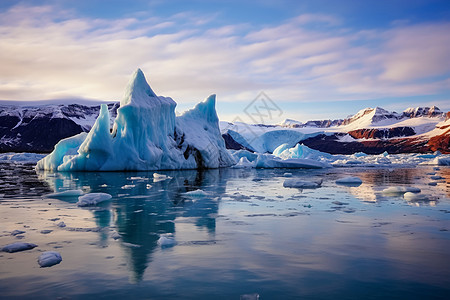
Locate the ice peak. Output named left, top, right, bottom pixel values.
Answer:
left=181, top=94, right=219, bottom=124
left=121, top=68, right=158, bottom=106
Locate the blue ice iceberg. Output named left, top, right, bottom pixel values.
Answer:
left=36, top=69, right=235, bottom=171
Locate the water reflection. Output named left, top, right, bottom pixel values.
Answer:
left=36, top=168, right=231, bottom=281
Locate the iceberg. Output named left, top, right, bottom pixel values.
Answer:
left=36, top=69, right=235, bottom=171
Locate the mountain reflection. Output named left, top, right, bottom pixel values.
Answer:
left=36, top=168, right=229, bottom=281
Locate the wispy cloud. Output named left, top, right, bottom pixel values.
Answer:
left=0, top=3, right=449, bottom=109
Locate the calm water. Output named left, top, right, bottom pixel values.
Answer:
left=0, top=162, right=449, bottom=299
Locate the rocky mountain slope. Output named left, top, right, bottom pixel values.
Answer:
left=223, top=106, right=449, bottom=154
left=0, top=103, right=119, bottom=152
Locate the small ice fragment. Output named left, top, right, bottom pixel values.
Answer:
left=240, top=293, right=260, bottom=300
left=184, top=189, right=208, bottom=197
left=158, top=236, right=177, bottom=248
left=283, top=172, right=293, bottom=177
left=121, top=184, right=135, bottom=189
left=11, top=230, right=25, bottom=236
left=100, top=184, right=108, bottom=187
left=404, top=192, right=429, bottom=202
left=430, top=175, right=444, bottom=180
left=146, top=184, right=152, bottom=189
left=283, top=179, right=322, bottom=189
left=111, top=231, right=120, bottom=240
left=38, top=251, right=62, bottom=267
left=122, top=242, right=141, bottom=248
left=47, top=190, right=83, bottom=198
left=56, top=221, right=66, bottom=228
left=153, top=173, right=172, bottom=182
left=332, top=201, right=348, bottom=206
left=77, top=193, right=112, bottom=207
left=2, top=242, right=37, bottom=253
left=336, top=177, right=362, bottom=186
left=382, top=186, right=421, bottom=195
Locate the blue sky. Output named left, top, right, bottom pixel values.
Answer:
left=0, top=0, right=449, bottom=123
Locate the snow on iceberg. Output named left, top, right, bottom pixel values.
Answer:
left=77, top=193, right=112, bottom=207
left=38, top=251, right=62, bottom=267
left=36, top=69, right=235, bottom=171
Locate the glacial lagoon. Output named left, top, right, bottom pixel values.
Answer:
left=0, top=161, right=449, bottom=299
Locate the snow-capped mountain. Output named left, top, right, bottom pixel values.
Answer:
left=0, top=103, right=119, bottom=152
left=222, top=106, right=449, bottom=154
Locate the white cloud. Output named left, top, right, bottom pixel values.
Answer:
left=0, top=3, right=449, bottom=110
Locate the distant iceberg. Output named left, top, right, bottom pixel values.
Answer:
left=36, top=69, right=235, bottom=171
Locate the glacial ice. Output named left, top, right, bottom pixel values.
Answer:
left=2, top=242, right=37, bottom=253
left=36, top=69, right=235, bottom=171
left=38, top=251, right=62, bottom=267
left=77, top=193, right=112, bottom=207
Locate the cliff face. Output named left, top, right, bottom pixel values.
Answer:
left=348, top=127, right=416, bottom=139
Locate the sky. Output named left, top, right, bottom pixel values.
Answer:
left=0, top=0, right=449, bottom=123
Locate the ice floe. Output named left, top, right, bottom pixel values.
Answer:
left=283, top=179, right=322, bottom=189
left=2, top=242, right=37, bottom=253
left=38, top=251, right=62, bottom=267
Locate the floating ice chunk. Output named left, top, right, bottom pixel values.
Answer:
left=184, top=189, right=208, bottom=197
left=430, top=175, right=444, bottom=180
left=38, top=251, right=62, bottom=267
left=11, top=230, right=26, bottom=236
left=240, top=293, right=260, bottom=300
left=283, top=172, right=293, bottom=177
left=404, top=192, right=429, bottom=202
left=77, top=193, right=112, bottom=207
left=2, top=242, right=37, bottom=253
left=110, top=231, right=120, bottom=240
left=56, top=221, right=66, bottom=228
left=283, top=179, right=322, bottom=189
left=157, top=235, right=177, bottom=248
left=382, top=186, right=421, bottom=195
left=121, top=184, right=135, bottom=189
left=153, top=173, right=172, bottom=182
left=47, top=190, right=83, bottom=198
left=336, top=177, right=362, bottom=186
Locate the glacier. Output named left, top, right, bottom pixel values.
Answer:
left=36, top=69, right=235, bottom=171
